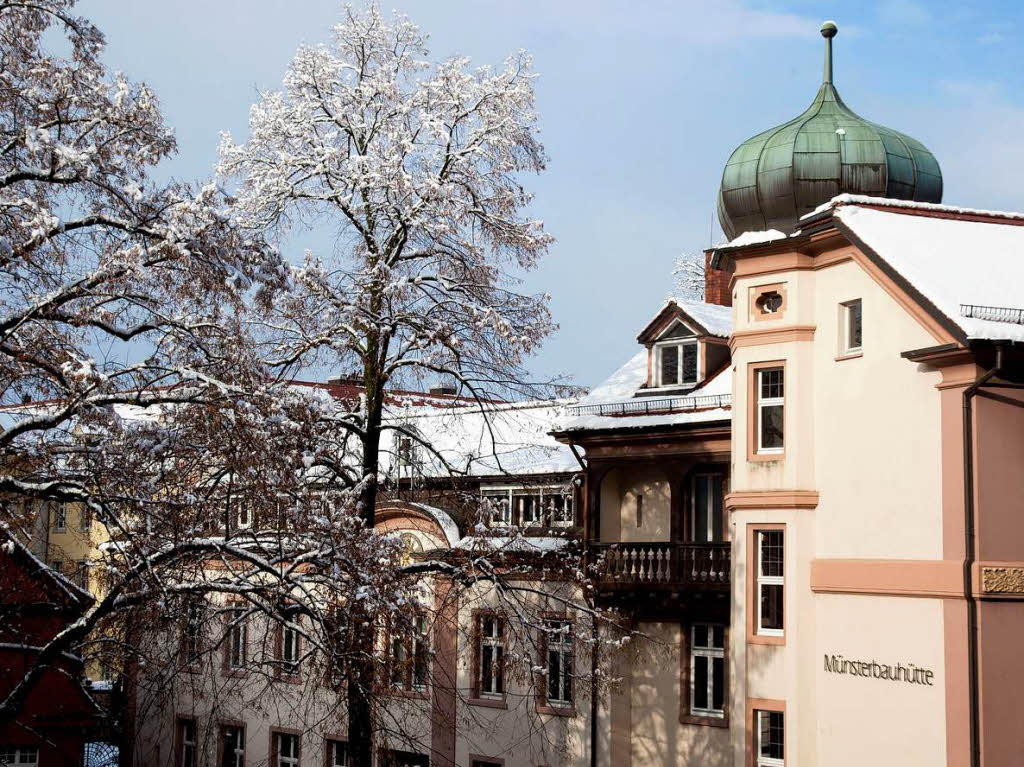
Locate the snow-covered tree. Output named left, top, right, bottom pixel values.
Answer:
left=216, top=4, right=598, bottom=761
left=672, top=251, right=706, bottom=300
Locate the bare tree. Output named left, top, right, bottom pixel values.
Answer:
left=672, top=251, right=706, bottom=300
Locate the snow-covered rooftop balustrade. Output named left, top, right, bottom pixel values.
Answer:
left=566, top=393, right=732, bottom=419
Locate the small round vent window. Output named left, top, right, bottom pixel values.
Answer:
left=756, top=291, right=784, bottom=314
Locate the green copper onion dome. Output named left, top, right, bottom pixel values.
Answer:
left=717, top=21, right=942, bottom=240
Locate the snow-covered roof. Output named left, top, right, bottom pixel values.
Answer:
left=452, top=535, right=570, bottom=553
left=383, top=399, right=580, bottom=478
left=831, top=202, right=1024, bottom=343
left=405, top=502, right=460, bottom=547
left=554, top=354, right=732, bottom=434
left=0, top=531, right=94, bottom=606
left=669, top=298, right=734, bottom=338
left=715, top=195, right=1024, bottom=344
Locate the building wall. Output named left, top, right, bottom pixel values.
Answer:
left=728, top=247, right=954, bottom=767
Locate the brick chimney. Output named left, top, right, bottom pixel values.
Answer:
left=704, top=249, right=732, bottom=307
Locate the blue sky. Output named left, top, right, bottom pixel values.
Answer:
left=84, top=0, right=1024, bottom=389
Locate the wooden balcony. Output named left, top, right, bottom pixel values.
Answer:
left=588, top=541, right=730, bottom=593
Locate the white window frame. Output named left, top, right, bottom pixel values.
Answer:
left=183, top=601, right=204, bottom=666
left=755, top=709, right=785, bottom=767
left=756, top=530, right=784, bottom=637
left=221, top=725, right=244, bottom=767
left=689, top=623, right=725, bottom=718
left=756, top=367, right=784, bottom=455
left=653, top=336, right=700, bottom=389
left=179, top=719, right=197, bottom=767
left=281, top=622, right=300, bottom=675
left=480, top=485, right=574, bottom=529
left=840, top=298, right=863, bottom=355
left=545, top=619, right=573, bottom=706
left=328, top=740, right=350, bottom=767
left=52, top=501, right=67, bottom=532
left=0, top=746, right=39, bottom=767
left=411, top=613, right=429, bottom=691
left=227, top=607, right=247, bottom=669
left=276, top=732, right=299, bottom=767
left=478, top=614, right=504, bottom=699
left=691, top=472, right=724, bottom=543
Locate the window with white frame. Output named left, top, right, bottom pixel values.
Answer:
left=544, top=619, right=573, bottom=706
left=80, top=505, right=92, bottom=533
left=477, top=614, right=504, bottom=699
left=755, top=367, right=784, bottom=454
left=226, top=606, right=247, bottom=670
left=328, top=740, right=350, bottom=767
left=689, top=623, right=725, bottom=718
left=220, top=725, right=244, bottom=767
left=481, top=485, right=574, bottom=528
left=390, top=613, right=430, bottom=692
left=655, top=338, right=699, bottom=388
left=755, top=709, right=785, bottom=767
left=275, top=733, right=299, bottom=767
left=756, top=530, right=784, bottom=636
left=52, top=501, right=67, bottom=532
left=178, top=719, right=197, bottom=767
left=840, top=298, right=862, bottom=355
left=281, top=621, right=300, bottom=676
left=182, top=601, right=204, bottom=666
left=692, top=472, right=725, bottom=543
left=0, top=746, right=39, bottom=767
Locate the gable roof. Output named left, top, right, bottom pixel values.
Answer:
left=0, top=531, right=93, bottom=610
left=637, top=299, right=733, bottom=343
left=714, top=195, right=1024, bottom=345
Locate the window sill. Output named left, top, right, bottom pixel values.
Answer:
left=748, top=451, right=785, bottom=463
left=680, top=712, right=729, bottom=728
left=468, top=696, right=507, bottom=709
left=835, top=350, right=863, bottom=362
left=390, top=688, right=429, bottom=701
left=536, top=703, right=575, bottom=717
left=222, top=668, right=247, bottom=679
left=748, top=632, right=785, bottom=646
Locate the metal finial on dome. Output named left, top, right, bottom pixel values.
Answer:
left=716, top=18, right=942, bottom=241
left=821, top=21, right=838, bottom=84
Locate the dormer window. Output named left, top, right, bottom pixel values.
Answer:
left=655, top=338, right=698, bottom=388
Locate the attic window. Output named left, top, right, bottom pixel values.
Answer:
left=756, top=291, right=783, bottom=315
left=655, top=339, right=698, bottom=388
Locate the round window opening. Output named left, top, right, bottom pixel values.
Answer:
left=756, top=291, right=783, bottom=314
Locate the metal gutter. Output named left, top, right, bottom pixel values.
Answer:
left=962, top=343, right=1004, bottom=767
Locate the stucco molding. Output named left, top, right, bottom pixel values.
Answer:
left=725, top=490, right=819, bottom=512
left=811, top=558, right=963, bottom=599
left=979, top=565, right=1024, bottom=595
left=728, top=325, right=816, bottom=352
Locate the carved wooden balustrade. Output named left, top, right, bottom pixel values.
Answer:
left=588, top=542, right=731, bottom=591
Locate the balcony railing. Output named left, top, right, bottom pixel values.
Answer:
left=588, top=541, right=730, bottom=590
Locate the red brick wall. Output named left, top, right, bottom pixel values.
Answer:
left=704, top=250, right=732, bottom=307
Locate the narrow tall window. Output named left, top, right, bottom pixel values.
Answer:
left=545, top=619, right=573, bottom=707
left=226, top=607, right=247, bottom=670
left=756, top=530, right=784, bottom=636
left=635, top=493, right=644, bottom=528
left=411, top=614, right=429, bottom=691
left=281, top=622, right=300, bottom=676
left=841, top=299, right=863, bottom=355
left=390, top=613, right=429, bottom=692
left=274, top=733, right=299, bottom=767
left=178, top=719, right=197, bottom=767
left=756, top=367, right=784, bottom=454
left=328, top=740, right=350, bottom=766
left=80, top=506, right=92, bottom=533
left=755, top=709, right=785, bottom=767
left=515, top=491, right=540, bottom=526
left=52, top=502, right=67, bottom=532
left=478, top=614, right=504, bottom=699
left=182, top=601, right=204, bottom=666
left=690, top=624, right=725, bottom=718
left=692, top=473, right=725, bottom=543
left=657, top=341, right=698, bottom=388
left=220, top=725, right=244, bottom=767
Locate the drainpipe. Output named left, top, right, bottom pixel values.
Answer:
left=590, top=613, right=599, bottom=767
left=962, top=343, right=1004, bottom=767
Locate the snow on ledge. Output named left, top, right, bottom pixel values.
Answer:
left=805, top=194, right=1024, bottom=222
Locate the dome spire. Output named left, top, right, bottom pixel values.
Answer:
left=821, top=20, right=838, bottom=84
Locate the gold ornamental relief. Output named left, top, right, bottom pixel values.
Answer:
left=981, top=567, right=1024, bottom=594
